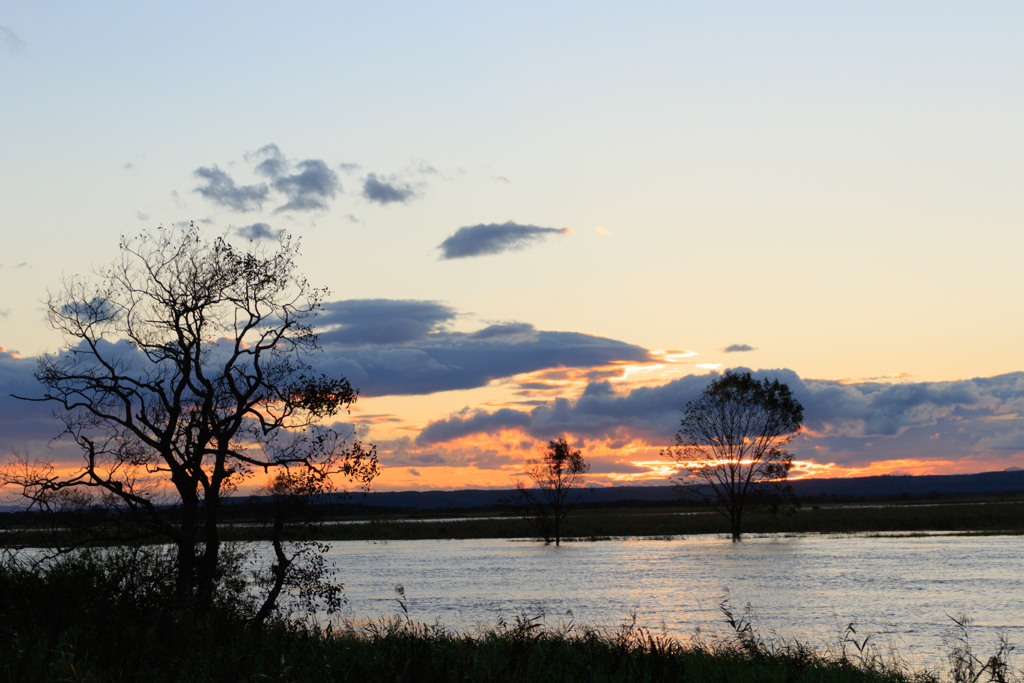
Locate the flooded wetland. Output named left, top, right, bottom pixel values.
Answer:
left=330, top=534, right=1024, bottom=672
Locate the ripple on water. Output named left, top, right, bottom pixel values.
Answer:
left=317, top=534, right=1024, bottom=672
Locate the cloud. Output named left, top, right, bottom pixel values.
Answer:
left=412, top=160, right=440, bottom=176
left=318, top=299, right=457, bottom=346
left=273, top=159, right=340, bottom=212
left=309, top=298, right=653, bottom=397
left=723, top=344, right=755, bottom=353
left=136, top=211, right=149, bottom=221
left=418, top=409, right=533, bottom=446
left=338, top=162, right=360, bottom=174
left=247, top=143, right=288, bottom=179
left=235, top=223, right=283, bottom=241
left=193, top=166, right=269, bottom=212
left=59, top=297, right=118, bottom=323
left=194, top=146, right=339, bottom=214
left=1, top=26, right=25, bottom=51
left=595, top=226, right=612, bottom=235
left=0, top=348, right=83, bottom=465
left=362, top=173, right=415, bottom=205
left=470, top=322, right=536, bottom=340
left=412, top=367, right=1024, bottom=469
left=316, top=329, right=652, bottom=397
left=438, top=222, right=572, bottom=260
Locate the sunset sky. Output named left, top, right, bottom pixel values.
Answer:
left=1, top=3, right=1022, bottom=492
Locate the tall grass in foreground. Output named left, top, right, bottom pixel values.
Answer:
left=1, top=548, right=1019, bottom=683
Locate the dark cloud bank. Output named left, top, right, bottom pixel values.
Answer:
left=438, top=222, right=571, bottom=259
left=312, top=299, right=652, bottom=396
left=0, top=299, right=651, bottom=460
left=415, top=367, right=1024, bottom=467
left=4, top=298, right=1022, bottom=470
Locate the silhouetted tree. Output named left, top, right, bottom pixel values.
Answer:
left=2, top=225, right=378, bottom=613
left=251, top=468, right=345, bottom=623
left=663, top=371, right=803, bottom=541
left=513, top=438, right=590, bottom=546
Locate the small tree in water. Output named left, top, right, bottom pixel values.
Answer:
left=663, top=371, right=803, bottom=541
left=514, top=438, right=590, bottom=546
left=3, top=225, right=378, bottom=614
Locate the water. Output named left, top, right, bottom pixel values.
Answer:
left=325, top=534, right=1024, bottom=672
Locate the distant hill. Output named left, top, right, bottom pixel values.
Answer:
left=4, top=470, right=1021, bottom=515
left=330, top=470, right=1024, bottom=511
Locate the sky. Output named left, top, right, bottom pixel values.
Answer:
left=1, top=2, right=1023, bottom=492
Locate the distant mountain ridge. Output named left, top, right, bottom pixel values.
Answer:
left=333, top=470, right=1024, bottom=510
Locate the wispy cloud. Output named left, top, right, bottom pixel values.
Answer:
left=272, top=160, right=339, bottom=212
left=235, top=223, right=283, bottom=241
left=438, top=221, right=571, bottom=260
left=193, top=166, right=269, bottom=212
left=1, top=26, right=25, bottom=51
left=363, top=173, right=415, bottom=205
left=194, top=145, right=340, bottom=214
left=247, top=143, right=288, bottom=179
left=723, top=344, right=755, bottom=353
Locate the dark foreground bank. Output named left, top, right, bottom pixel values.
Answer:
left=1, top=548, right=1017, bottom=683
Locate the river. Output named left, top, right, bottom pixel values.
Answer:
left=323, top=533, right=1024, bottom=673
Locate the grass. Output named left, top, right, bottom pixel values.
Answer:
left=205, top=498, right=1024, bottom=543
left=6, top=497, right=1024, bottom=548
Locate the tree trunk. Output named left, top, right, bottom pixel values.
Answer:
left=196, top=490, right=222, bottom=611
left=176, top=539, right=196, bottom=610
left=730, top=508, right=743, bottom=542
left=254, top=515, right=291, bottom=624
left=176, top=493, right=199, bottom=610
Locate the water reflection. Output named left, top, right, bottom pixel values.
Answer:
left=327, top=534, right=1024, bottom=672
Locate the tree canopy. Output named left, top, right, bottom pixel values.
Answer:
left=3, top=225, right=377, bottom=613
left=663, top=371, right=803, bottom=541
left=513, top=437, right=590, bottom=546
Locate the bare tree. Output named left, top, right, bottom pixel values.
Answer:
left=513, top=438, right=590, bottom=546
left=2, top=225, right=377, bottom=613
left=663, top=371, right=803, bottom=541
